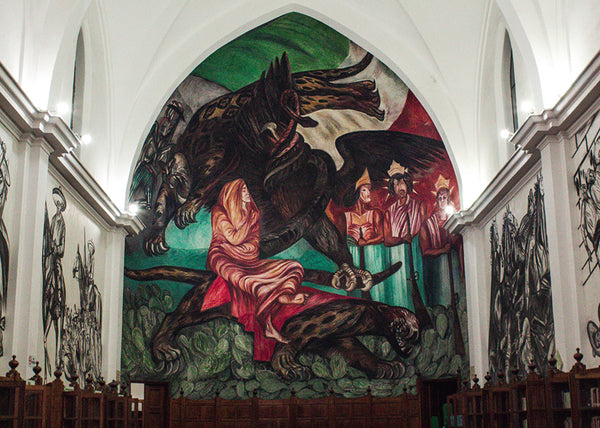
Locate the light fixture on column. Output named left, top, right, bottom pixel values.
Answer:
left=81, top=134, right=92, bottom=145
left=521, top=100, right=535, bottom=115
left=128, top=203, right=140, bottom=216
left=500, top=129, right=521, bottom=150
left=444, top=205, right=456, bottom=216
left=500, top=129, right=514, bottom=140
left=56, top=102, right=70, bottom=115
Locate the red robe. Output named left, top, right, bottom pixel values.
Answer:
left=205, top=179, right=346, bottom=360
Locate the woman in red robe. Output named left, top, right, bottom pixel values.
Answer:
left=207, top=178, right=307, bottom=345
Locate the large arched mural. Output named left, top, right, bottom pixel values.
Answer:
left=122, top=12, right=468, bottom=399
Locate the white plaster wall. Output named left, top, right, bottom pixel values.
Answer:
left=0, top=1, right=25, bottom=78
left=498, top=0, right=600, bottom=109
left=0, top=118, right=127, bottom=382
left=0, top=132, right=52, bottom=380
left=0, top=0, right=598, bottom=215
left=0, top=0, right=600, bottom=382
left=0, top=116, right=24, bottom=372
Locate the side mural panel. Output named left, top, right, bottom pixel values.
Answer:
left=42, top=174, right=103, bottom=384
left=571, top=112, right=600, bottom=358
left=0, top=126, right=13, bottom=362
left=487, top=174, right=555, bottom=378
left=123, top=12, right=469, bottom=399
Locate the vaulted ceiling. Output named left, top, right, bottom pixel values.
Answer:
left=0, top=0, right=598, bottom=209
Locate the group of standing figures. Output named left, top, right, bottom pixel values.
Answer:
left=339, top=162, right=463, bottom=336
left=42, top=187, right=102, bottom=383
left=488, top=176, right=554, bottom=378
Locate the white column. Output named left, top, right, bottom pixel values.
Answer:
left=538, top=134, right=582, bottom=367
left=5, top=134, right=52, bottom=378
left=102, top=228, right=126, bottom=382
left=461, top=225, right=489, bottom=380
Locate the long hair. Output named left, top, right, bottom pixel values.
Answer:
left=215, top=179, right=257, bottom=229
left=388, top=173, right=413, bottom=195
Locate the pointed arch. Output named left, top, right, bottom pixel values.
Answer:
left=115, top=4, right=466, bottom=210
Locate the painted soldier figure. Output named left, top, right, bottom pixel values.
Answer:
left=42, top=187, right=67, bottom=376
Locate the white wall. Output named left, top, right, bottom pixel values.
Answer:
left=0, top=0, right=599, bottom=213
left=0, top=59, right=140, bottom=381
left=1, top=0, right=600, bottom=382
left=448, top=52, right=600, bottom=379
left=0, top=136, right=127, bottom=381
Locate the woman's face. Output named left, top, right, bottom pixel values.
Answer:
left=436, top=190, right=449, bottom=210
left=359, top=185, right=371, bottom=203
left=241, top=183, right=251, bottom=203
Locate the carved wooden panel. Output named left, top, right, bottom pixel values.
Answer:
left=295, top=397, right=329, bottom=428
left=256, top=398, right=290, bottom=428
left=331, top=395, right=371, bottom=427
left=216, top=397, right=253, bottom=428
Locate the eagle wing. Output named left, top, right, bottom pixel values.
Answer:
left=333, top=130, right=446, bottom=205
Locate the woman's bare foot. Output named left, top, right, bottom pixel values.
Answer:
left=264, top=315, right=290, bottom=343
left=278, top=293, right=308, bottom=305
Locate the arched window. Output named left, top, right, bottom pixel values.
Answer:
left=71, top=29, right=85, bottom=134
left=502, top=31, right=518, bottom=133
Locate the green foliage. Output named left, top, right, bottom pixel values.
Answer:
left=121, top=284, right=470, bottom=399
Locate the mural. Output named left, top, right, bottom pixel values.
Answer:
left=42, top=185, right=103, bottom=384
left=573, top=111, right=600, bottom=359
left=574, top=111, right=600, bottom=285
left=123, top=13, right=468, bottom=399
left=42, top=187, right=67, bottom=379
left=63, top=236, right=103, bottom=384
left=587, top=303, right=600, bottom=358
left=0, top=139, right=9, bottom=357
left=488, top=175, right=555, bottom=378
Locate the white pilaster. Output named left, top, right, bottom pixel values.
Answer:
left=461, top=225, right=489, bottom=379
left=538, top=134, right=583, bottom=365
left=6, top=133, right=52, bottom=378
left=102, top=227, right=126, bottom=382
